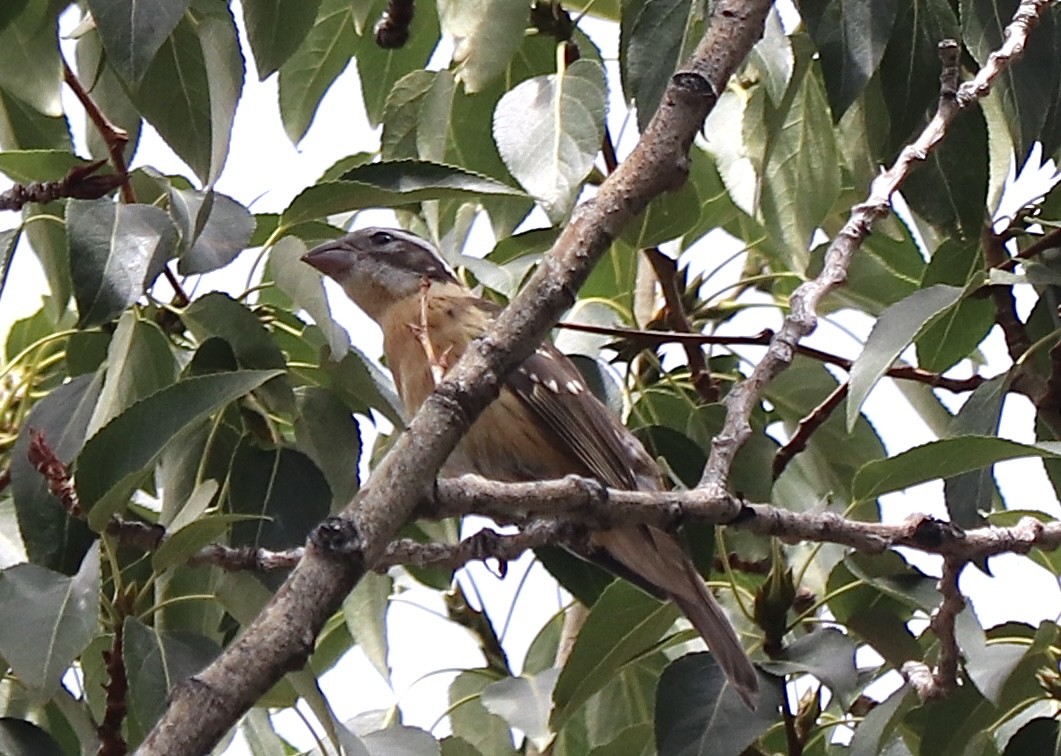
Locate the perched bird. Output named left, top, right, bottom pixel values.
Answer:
left=303, top=227, right=759, bottom=707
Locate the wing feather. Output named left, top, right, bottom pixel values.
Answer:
left=505, top=344, right=660, bottom=491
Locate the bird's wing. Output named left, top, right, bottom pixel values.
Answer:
left=505, top=343, right=661, bottom=491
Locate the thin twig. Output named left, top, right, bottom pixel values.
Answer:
left=1001, top=226, right=1061, bottom=269
left=1039, top=338, right=1061, bottom=416
left=62, top=58, right=190, bottom=306
left=642, top=247, right=720, bottom=401
left=772, top=382, right=849, bottom=479
left=61, top=60, right=132, bottom=203
left=600, top=124, right=719, bottom=402
left=97, top=624, right=128, bottom=756
left=557, top=321, right=988, bottom=392
left=0, top=161, right=123, bottom=211
left=903, top=557, right=965, bottom=701
left=982, top=226, right=1033, bottom=362
left=28, top=428, right=82, bottom=517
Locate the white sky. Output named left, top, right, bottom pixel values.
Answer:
left=1, top=3, right=1060, bottom=752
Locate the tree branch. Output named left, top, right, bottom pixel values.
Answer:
left=642, top=247, right=721, bottom=402
left=558, top=321, right=988, bottom=392
left=699, top=1, right=1052, bottom=492
left=0, top=161, right=124, bottom=211
left=63, top=57, right=190, bottom=306
left=139, top=3, right=775, bottom=752
left=419, top=475, right=1061, bottom=564
left=772, top=381, right=849, bottom=479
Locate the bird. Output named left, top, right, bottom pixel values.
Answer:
left=302, top=227, right=759, bottom=707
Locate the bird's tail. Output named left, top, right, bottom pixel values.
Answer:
left=594, top=526, right=760, bottom=709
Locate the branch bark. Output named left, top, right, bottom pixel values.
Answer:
left=139, top=2, right=774, bottom=752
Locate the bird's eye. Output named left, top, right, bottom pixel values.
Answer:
left=370, top=231, right=394, bottom=246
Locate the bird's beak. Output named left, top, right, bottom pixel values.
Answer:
left=302, top=240, right=354, bottom=279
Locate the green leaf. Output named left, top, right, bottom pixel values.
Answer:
left=0, top=150, right=90, bottom=183
left=440, top=736, right=486, bottom=756
left=622, top=0, right=694, bottom=132
left=0, top=719, right=65, bottom=755
left=853, top=437, right=1061, bottom=501
left=382, top=70, right=436, bottom=160
left=76, top=369, right=283, bottom=528
left=129, top=0, right=244, bottom=184
left=123, top=617, right=220, bottom=745
left=0, top=88, right=71, bottom=151
left=482, top=669, right=559, bottom=748
left=183, top=293, right=287, bottom=371
left=342, top=571, right=392, bottom=684
left=228, top=442, right=332, bottom=553
left=281, top=160, right=523, bottom=226
left=654, top=653, right=780, bottom=755
left=86, top=0, right=192, bottom=85
left=943, top=373, right=1010, bottom=527
left=356, top=0, right=441, bottom=127
left=801, top=0, right=899, bottom=118
left=182, top=292, right=293, bottom=412
left=294, top=387, right=361, bottom=510
left=551, top=581, right=678, bottom=729
left=0, top=0, right=61, bottom=116
left=23, top=199, right=71, bottom=320
left=270, top=235, right=350, bottom=358
left=908, top=678, right=995, bottom=756
left=449, top=670, right=517, bottom=755
left=277, top=0, right=357, bottom=143
left=361, top=727, right=441, bottom=755
left=1004, top=718, right=1061, bottom=756
left=846, top=284, right=963, bottom=431
left=522, top=610, right=563, bottom=675
left=316, top=346, right=404, bottom=426
left=902, top=101, right=988, bottom=240
left=915, top=240, right=994, bottom=372
left=0, top=541, right=100, bottom=698
left=877, top=0, right=959, bottom=153
left=962, top=0, right=1060, bottom=161
left=66, top=199, right=178, bottom=328
left=242, top=0, right=321, bottom=79
left=770, top=628, right=858, bottom=699
left=169, top=188, right=254, bottom=275
left=533, top=546, right=616, bottom=607
left=86, top=312, right=177, bottom=437
left=0, top=227, right=20, bottom=298
left=389, top=66, right=532, bottom=238
left=75, top=29, right=142, bottom=163
left=587, top=725, right=653, bottom=756
left=439, top=0, right=527, bottom=93
left=9, top=373, right=99, bottom=573
left=848, top=686, right=915, bottom=756
left=494, top=59, right=607, bottom=223
left=958, top=610, right=1031, bottom=707
left=620, top=178, right=701, bottom=248
left=151, top=482, right=245, bottom=570
left=757, top=46, right=841, bottom=272
left=825, top=554, right=929, bottom=667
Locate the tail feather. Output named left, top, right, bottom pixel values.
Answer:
left=593, top=526, right=760, bottom=709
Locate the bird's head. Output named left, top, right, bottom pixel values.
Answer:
left=302, top=227, right=458, bottom=321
